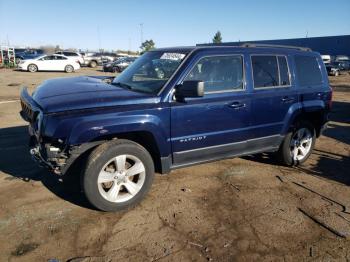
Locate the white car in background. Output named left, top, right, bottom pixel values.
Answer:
left=17, top=54, right=80, bottom=73
left=54, top=51, right=84, bottom=65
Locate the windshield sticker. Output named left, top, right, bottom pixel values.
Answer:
left=160, top=53, right=185, bottom=61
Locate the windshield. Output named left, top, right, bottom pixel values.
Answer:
left=112, top=51, right=188, bottom=95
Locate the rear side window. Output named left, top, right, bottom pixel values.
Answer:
left=63, top=52, right=76, bottom=56
left=278, top=56, right=290, bottom=86
left=252, top=56, right=279, bottom=88
left=295, top=55, right=323, bottom=86
left=252, top=55, right=291, bottom=88
left=185, top=55, right=244, bottom=93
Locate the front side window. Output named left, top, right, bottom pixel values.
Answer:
left=43, top=55, right=54, bottom=60
left=185, top=55, right=244, bottom=93
left=113, top=51, right=188, bottom=94
left=252, top=56, right=279, bottom=88
left=295, top=55, right=323, bottom=87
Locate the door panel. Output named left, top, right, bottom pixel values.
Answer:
left=171, top=92, right=252, bottom=165
left=250, top=88, right=297, bottom=138
left=170, top=54, right=255, bottom=166
left=250, top=55, right=297, bottom=141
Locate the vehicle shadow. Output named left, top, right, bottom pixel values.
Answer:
left=0, top=125, right=94, bottom=210
left=244, top=100, right=350, bottom=186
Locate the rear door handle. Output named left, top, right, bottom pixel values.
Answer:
left=281, top=96, right=294, bottom=103
left=229, top=102, right=246, bottom=109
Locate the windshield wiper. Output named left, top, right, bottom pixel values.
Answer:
left=112, top=82, right=133, bottom=90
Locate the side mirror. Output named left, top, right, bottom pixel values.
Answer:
left=176, top=80, right=204, bottom=98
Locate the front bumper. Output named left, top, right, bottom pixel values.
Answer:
left=29, top=132, right=104, bottom=176
left=29, top=133, right=66, bottom=175
left=30, top=145, right=57, bottom=172
left=17, top=64, right=27, bottom=70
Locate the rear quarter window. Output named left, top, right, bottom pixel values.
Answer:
left=295, top=55, right=323, bottom=87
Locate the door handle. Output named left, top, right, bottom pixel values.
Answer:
left=281, top=96, right=294, bottom=103
left=229, top=102, right=246, bottom=109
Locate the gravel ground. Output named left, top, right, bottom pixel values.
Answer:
left=0, top=68, right=349, bottom=261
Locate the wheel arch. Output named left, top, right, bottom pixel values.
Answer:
left=65, top=118, right=170, bottom=174
left=91, top=131, right=163, bottom=173
left=282, top=102, right=327, bottom=137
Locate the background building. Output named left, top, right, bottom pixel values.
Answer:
left=198, top=35, right=350, bottom=57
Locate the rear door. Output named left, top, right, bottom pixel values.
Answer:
left=170, top=53, right=253, bottom=166
left=54, top=55, right=69, bottom=70
left=249, top=54, right=297, bottom=149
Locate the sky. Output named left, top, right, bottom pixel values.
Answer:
left=0, top=0, right=349, bottom=51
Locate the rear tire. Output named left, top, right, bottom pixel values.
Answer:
left=28, top=64, right=38, bottom=72
left=277, top=121, right=316, bottom=166
left=90, top=61, right=97, bottom=68
left=65, top=65, right=74, bottom=73
left=82, top=139, right=155, bottom=212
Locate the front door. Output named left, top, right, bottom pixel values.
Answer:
left=170, top=54, right=252, bottom=166
left=36, top=55, right=55, bottom=71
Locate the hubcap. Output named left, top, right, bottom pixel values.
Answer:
left=290, top=128, right=313, bottom=161
left=97, top=154, right=146, bottom=203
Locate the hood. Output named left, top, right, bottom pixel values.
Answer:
left=32, top=76, right=157, bottom=113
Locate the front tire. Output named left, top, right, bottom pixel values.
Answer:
left=65, top=65, right=74, bottom=73
left=278, top=121, right=316, bottom=166
left=28, top=64, right=38, bottom=72
left=83, top=139, right=155, bottom=212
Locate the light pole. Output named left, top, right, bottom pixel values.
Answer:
left=139, top=23, right=144, bottom=46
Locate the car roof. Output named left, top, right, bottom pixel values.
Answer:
left=154, top=44, right=319, bottom=56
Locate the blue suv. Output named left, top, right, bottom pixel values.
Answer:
left=20, top=44, right=332, bottom=211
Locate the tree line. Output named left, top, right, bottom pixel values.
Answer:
left=140, top=31, right=223, bottom=53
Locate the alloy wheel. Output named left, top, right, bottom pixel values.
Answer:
left=97, top=154, right=146, bottom=203
left=290, top=128, right=313, bottom=161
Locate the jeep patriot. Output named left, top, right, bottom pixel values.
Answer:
left=20, top=44, right=332, bottom=211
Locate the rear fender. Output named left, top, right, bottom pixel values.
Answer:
left=281, top=100, right=326, bottom=135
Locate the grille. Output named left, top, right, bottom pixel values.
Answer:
left=20, top=99, right=35, bottom=122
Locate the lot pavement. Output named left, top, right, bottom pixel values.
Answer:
left=0, top=68, right=349, bottom=261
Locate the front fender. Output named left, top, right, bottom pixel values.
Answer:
left=67, top=111, right=171, bottom=156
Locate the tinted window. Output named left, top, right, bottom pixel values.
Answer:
left=43, top=55, right=54, bottom=60
left=295, top=55, right=322, bottom=86
left=278, top=56, right=290, bottom=86
left=185, top=55, right=243, bottom=92
left=252, top=56, right=279, bottom=88
left=63, top=52, right=76, bottom=56
left=55, top=56, right=67, bottom=60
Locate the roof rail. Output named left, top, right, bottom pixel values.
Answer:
left=240, top=43, right=312, bottom=52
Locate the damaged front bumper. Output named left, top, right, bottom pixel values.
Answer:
left=29, top=134, right=104, bottom=175
left=30, top=146, right=58, bottom=173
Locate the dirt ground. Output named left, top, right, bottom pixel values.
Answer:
left=0, top=67, right=349, bottom=262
